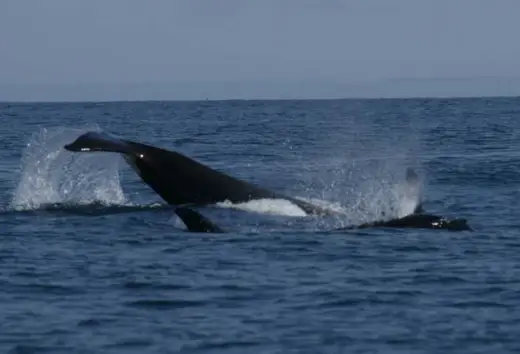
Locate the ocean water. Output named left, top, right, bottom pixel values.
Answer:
left=1, top=97, right=520, bottom=353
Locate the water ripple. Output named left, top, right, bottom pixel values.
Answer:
left=1, top=99, right=520, bottom=353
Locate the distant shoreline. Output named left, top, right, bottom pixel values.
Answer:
left=2, top=95, right=520, bottom=104
left=1, top=78, right=520, bottom=103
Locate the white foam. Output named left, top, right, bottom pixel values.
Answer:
left=398, top=196, right=421, bottom=218
left=10, top=126, right=128, bottom=210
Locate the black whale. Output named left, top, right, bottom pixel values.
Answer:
left=64, top=131, right=334, bottom=216
left=173, top=206, right=472, bottom=233
left=174, top=207, right=225, bottom=233
left=336, top=213, right=472, bottom=231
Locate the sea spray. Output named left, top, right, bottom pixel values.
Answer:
left=10, top=126, right=127, bottom=210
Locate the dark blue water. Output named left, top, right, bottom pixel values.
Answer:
left=1, top=97, right=520, bottom=353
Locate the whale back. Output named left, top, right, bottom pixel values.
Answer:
left=122, top=139, right=283, bottom=205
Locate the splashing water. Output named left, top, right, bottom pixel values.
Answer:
left=7, top=125, right=423, bottom=230
left=10, top=126, right=128, bottom=210
left=294, top=157, right=423, bottom=229
left=214, top=155, right=423, bottom=227
left=214, top=173, right=421, bottom=226
left=342, top=173, right=421, bottom=225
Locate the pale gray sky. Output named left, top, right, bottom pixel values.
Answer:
left=1, top=0, right=520, bottom=99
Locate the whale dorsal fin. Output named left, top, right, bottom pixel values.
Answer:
left=406, top=167, right=419, bottom=185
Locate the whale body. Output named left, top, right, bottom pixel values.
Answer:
left=64, top=131, right=335, bottom=216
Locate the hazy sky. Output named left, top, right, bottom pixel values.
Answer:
left=1, top=0, right=520, bottom=85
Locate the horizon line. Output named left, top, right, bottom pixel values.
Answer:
left=2, top=75, right=520, bottom=87
left=2, top=93, right=520, bottom=105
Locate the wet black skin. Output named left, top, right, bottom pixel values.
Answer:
left=64, top=131, right=336, bottom=216
left=172, top=207, right=471, bottom=233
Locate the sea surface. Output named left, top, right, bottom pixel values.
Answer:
left=1, top=97, right=520, bottom=353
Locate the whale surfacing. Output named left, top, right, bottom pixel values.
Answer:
left=338, top=213, right=472, bottom=231
left=169, top=206, right=472, bottom=233
left=64, top=131, right=334, bottom=216
left=63, top=132, right=472, bottom=233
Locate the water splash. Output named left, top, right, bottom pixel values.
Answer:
left=214, top=173, right=421, bottom=226
left=293, top=157, right=423, bottom=228
left=10, top=126, right=127, bottom=211
left=6, top=125, right=423, bottom=231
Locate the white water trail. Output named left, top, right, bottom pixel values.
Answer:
left=10, top=126, right=128, bottom=211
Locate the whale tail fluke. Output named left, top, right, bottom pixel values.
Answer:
left=64, top=131, right=137, bottom=155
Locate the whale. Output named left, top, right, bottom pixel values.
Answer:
left=336, top=213, right=471, bottom=231
left=62, top=132, right=470, bottom=233
left=173, top=206, right=472, bottom=233
left=63, top=131, right=335, bottom=216
left=174, top=207, right=225, bottom=233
